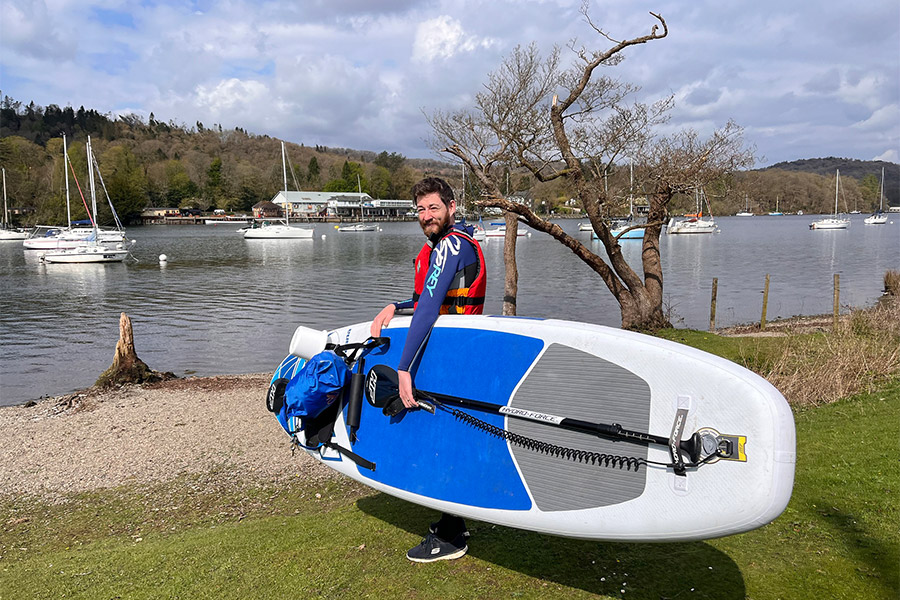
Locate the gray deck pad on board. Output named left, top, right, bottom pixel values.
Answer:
left=508, top=343, right=651, bottom=511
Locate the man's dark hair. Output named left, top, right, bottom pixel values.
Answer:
left=411, top=177, right=454, bottom=208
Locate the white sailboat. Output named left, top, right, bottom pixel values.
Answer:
left=41, top=137, right=131, bottom=263
left=610, top=160, right=646, bottom=239
left=667, top=188, right=717, bottom=234
left=0, top=168, right=29, bottom=240
left=338, top=175, right=378, bottom=232
left=24, top=134, right=127, bottom=250
left=864, top=167, right=888, bottom=225
left=735, top=195, right=753, bottom=217
left=809, top=169, right=850, bottom=230
left=244, top=142, right=314, bottom=239
left=484, top=225, right=528, bottom=237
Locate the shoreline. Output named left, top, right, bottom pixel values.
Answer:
left=0, top=373, right=335, bottom=501
left=0, top=307, right=883, bottom=501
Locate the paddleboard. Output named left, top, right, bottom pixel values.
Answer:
left=268, top=315, right=795, bottom=542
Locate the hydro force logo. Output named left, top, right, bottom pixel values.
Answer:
left=425, top=236, right=462, bottom=296
left=499, top=406, right=564, bottom=425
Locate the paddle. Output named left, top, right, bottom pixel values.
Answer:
left=364, top=364, right=708, bottom=463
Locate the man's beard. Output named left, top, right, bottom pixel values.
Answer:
left=420, top=213, right=451, bottom=243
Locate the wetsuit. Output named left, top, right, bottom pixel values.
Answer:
left=393, top=222, right=485, bottom=374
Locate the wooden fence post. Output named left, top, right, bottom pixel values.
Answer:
left=709, top=277, right=718, bottom=332
left=760, top=274, right=770, bottom=330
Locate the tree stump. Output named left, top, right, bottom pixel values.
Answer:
left=95, top=312, right=173, bottom=389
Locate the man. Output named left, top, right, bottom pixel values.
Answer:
left=370, top=176, right=486, bottom=563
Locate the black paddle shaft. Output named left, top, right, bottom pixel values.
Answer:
left=365, top=364, right=695, bottom=456
left=418, top=389, right=673, bottom=449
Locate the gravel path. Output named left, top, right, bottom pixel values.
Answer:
left=0, top=374, right=335, bottom=500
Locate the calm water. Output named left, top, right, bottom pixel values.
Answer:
left=1, top=215, right=897, bottom=406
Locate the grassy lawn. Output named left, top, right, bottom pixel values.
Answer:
left=1, top=336, right=897, bottom=599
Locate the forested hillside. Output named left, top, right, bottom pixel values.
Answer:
left=764, top=157, right=899, bottom=205
left=0, top=97, right=456, bottom=226
left=1, top=96, right=897, bottom=226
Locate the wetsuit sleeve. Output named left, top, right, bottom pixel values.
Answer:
left=397, top=236, right=475, bottom=372
left=394, top=298, right=415, bottom=311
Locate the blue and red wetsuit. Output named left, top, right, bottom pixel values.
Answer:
left=393, top=223, right=486, bottom=373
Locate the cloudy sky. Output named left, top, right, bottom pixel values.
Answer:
left=2, top=0, right=898, bottom=166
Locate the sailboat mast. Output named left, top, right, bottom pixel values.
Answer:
left=629, top=158, right=634, bottom=216
left=880, top=167, right=885, bottom=211
left=357, top=174, right=363, bottom=222
left=2, top=168, right=8, bottom=228
left=281, top=141, right=289, bottom=225
left=63, top=133, right=72, bottom=229
left=87, top=136, right=99, bottom=237
left=834, top=169, right=839, bottom=216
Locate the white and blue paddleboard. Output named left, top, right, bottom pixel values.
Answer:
left=269, top=315, right=796, bottom=542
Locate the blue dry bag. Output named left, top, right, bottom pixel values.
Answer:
left=278, top=350, right=350, bottom=434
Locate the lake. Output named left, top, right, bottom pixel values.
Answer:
left=1, top=215, right=897, bottom=406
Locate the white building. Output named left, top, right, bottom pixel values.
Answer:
left=270, top=191, right=413, bottom=219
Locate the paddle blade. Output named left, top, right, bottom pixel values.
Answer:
left=365, top=364, right=399, bottom=408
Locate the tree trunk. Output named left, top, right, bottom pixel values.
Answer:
left=95, top=312, right=172, bottom=388
left=502, top=211, right=519, bottom=315
left=619, top=286, right=671, bottom=331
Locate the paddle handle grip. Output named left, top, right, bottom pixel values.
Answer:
left=289, top=326, right=331, bottom=359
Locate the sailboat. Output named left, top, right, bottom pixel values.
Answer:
left=736, top=195, right=753, bottom=217
left=864, top=168, right=888, bottom=225
left=244, top=142, right=314, bottom=239
left=809, top=169, right=850, bottom=230
left=667, top=188, right=717, bottom=234
left=0, top=168, right=29, bottom=240
left=24, top=134, right=127, bottom=250
left=338, top=175, right=378, bottom=232
left=41, top=137, right=131, bottom=263
left=609, top=160, right=646, bottom=239
left=767, top=196, right=783, bottom=216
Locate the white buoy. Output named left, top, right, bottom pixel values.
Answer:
left=321, top=234, right=326, bottom=239
left=159, top=254, right=168, bottom=264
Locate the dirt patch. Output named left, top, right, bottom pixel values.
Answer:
left=717, top=313, right=844, bottom=337
left=0, top=374, right=336, bottom=501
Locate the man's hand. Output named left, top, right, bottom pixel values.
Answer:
left=371, top=304, right=396, bottom=337
left=397, top=370, right=417, bottom=408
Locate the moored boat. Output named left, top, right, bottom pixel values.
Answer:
left=40, top=137, right=133, bottom=264
left=864, top=167, right=888, bottom=225
left=244, top=142, right=314, bottom=240
left=0, top=168, right=29, bottom=240
left=810, top=170, right=849, bottom=230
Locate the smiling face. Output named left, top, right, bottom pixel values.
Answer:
left=416, top=192, right=455, bottom=238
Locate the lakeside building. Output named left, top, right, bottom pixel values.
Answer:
left=270, top=191, right=413, bottom=220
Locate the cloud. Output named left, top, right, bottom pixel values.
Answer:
left=0, top=0, right=897, bottom=164
left=874, top=149, right=899, bottom=163
left=412, top=15, right=497, bottom=63
left=194, top=79, right=270, bottom=118
left=2, top=0, right=75, bottom=60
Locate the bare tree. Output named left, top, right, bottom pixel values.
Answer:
left=428, top=4, right=754, bottom=329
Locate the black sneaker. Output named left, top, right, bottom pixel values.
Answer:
left=406, top=533, right=468, bottom=563
left=429, top=516, right=470, bottom=539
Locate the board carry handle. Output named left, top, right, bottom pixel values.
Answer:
left=365, top=364, right=711, bottom=462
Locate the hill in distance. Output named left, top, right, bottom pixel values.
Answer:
left=762, top=157, right=899, bottom=202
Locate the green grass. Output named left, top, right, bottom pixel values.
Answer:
left=2, top=337, right=897, bottom=599
left=654, top=328, right=802, bottom=373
